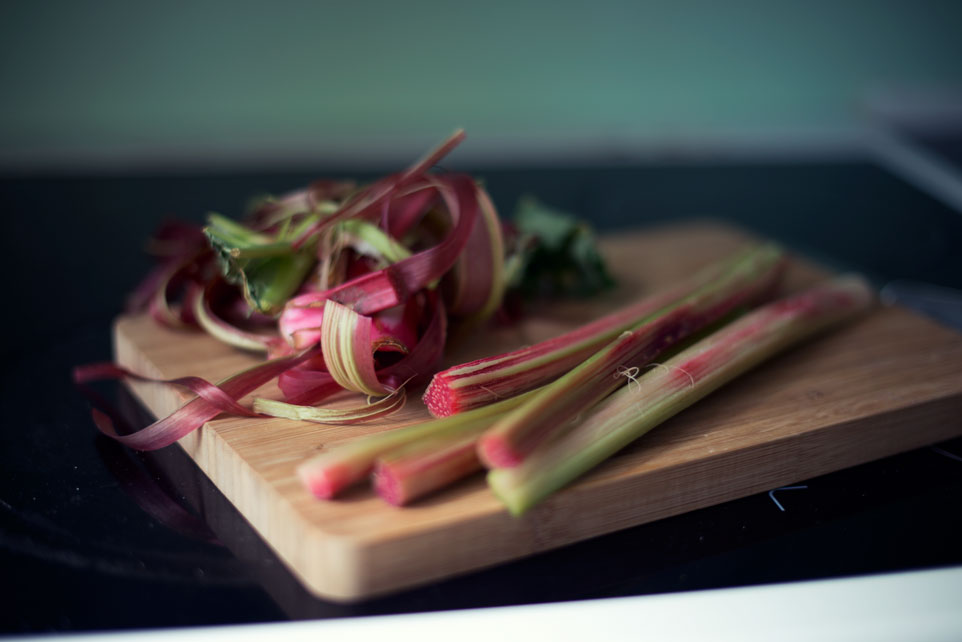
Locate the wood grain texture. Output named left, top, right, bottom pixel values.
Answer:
left=113, top=221, right=962, bottom=602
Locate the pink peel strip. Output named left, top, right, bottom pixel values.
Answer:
left=289, top=130, right=466, bottom=250
left=78, top=350, right=317, bottom=451
left=199, top=279, right=279, bottom=349
left=281, top=173, right=481, bottom=320
left=73, top=363, right=257, bottom=417
left=278, top=293, right=446, bottom=404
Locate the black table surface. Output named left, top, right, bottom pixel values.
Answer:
left=2, top=154, right=961, bottom=634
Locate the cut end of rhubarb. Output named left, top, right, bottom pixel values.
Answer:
left=297, top=459, right=359, bottom=500
left=372, top=463, right=405, bottom=506
left=422, top=375, right=457, bottom=418
left=477, top=433, right=525, bottom=469
left=486, top=470, right=528, bottom=517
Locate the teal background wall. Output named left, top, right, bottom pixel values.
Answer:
left=2, top=0, right=961, bottom=169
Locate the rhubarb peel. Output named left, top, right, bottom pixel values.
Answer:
left=73, top=350, right=317, bottom=451
left=81, top=131, right=519, bottom=449
left=253, top=387, right=406, bottom=424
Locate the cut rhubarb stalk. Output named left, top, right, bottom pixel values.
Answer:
left=370, top=389, right=538, bottom=505
left=297, top=390, right=536, bottom=499
left=487, top=275, right=874, bottom=515
left=424, top=286, right=681, bottom=417
left=424, top=245, right=772, bottom=418
left=476, top=243, right=786, bottom=468
left=374, top=431, right=482, bottom=506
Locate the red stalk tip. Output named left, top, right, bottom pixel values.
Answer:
left=477, top=433, right=525, bottom=469
left=298, top=461, right=361, bottom=500
left=372, top=464, right=404, bottom=506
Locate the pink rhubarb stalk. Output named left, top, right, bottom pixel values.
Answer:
left=423, top=243, right=780, bottom=418
left=487, top=275, right=874, bottom=515
left=476, top=243, right=786, bottom=468
left=371, top=389, right=540, bottom=505
left=374, top=430, right=483, bottom=506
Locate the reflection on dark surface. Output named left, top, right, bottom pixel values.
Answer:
left=149, top=423, right=962, bottom=621
left=1, top=159, right=962, bottom=632
left=96, top=434, right=221, bottom=547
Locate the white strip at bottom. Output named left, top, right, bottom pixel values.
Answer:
left=40, top=564, right=962, bottom=642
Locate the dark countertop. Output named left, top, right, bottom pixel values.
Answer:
left=2, top=154, right=961, bottom=634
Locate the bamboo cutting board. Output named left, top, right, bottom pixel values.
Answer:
left=114, top=221, right=962, bottom=602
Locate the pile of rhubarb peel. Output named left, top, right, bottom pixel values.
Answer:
left=76, top=131, right=512, bottom=448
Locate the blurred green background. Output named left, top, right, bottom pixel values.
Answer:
left=2, top=0, right=960, bottom=170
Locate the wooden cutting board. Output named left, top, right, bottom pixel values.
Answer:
left=114, top=220, right=962, bottom=602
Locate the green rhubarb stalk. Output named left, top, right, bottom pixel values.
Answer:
left=487, top=275, right=874, bottom=515
left=296, top=389, right=538, bottom=499
left=477, top=243, right=786, bottom=468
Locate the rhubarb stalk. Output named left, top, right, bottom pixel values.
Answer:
left=373, top=430, right=484, bottom=506
left=297, top=390, right=537, bottom=499
left=487, top=275, right=874, bottom=515
left=477, top=243, right=786, bottom=468
left=424, top=244, right=777, bottom=417
left=371, top=389, right=540, bottom=505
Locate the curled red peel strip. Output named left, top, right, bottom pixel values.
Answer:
left=76, top=350, right=317, bottom=451
left=290, top=130, right=466, bottom=250
left=144, top=252, right=208, bottom=329
left=278, top=292, right=447, bottom=404
left=196, top=278, right=281, bottom=352
left=283, top=173, right=481, bottom=319
left=126, top=222, right=207, bottom=315
left=73, top=363, right=256, bottom=417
